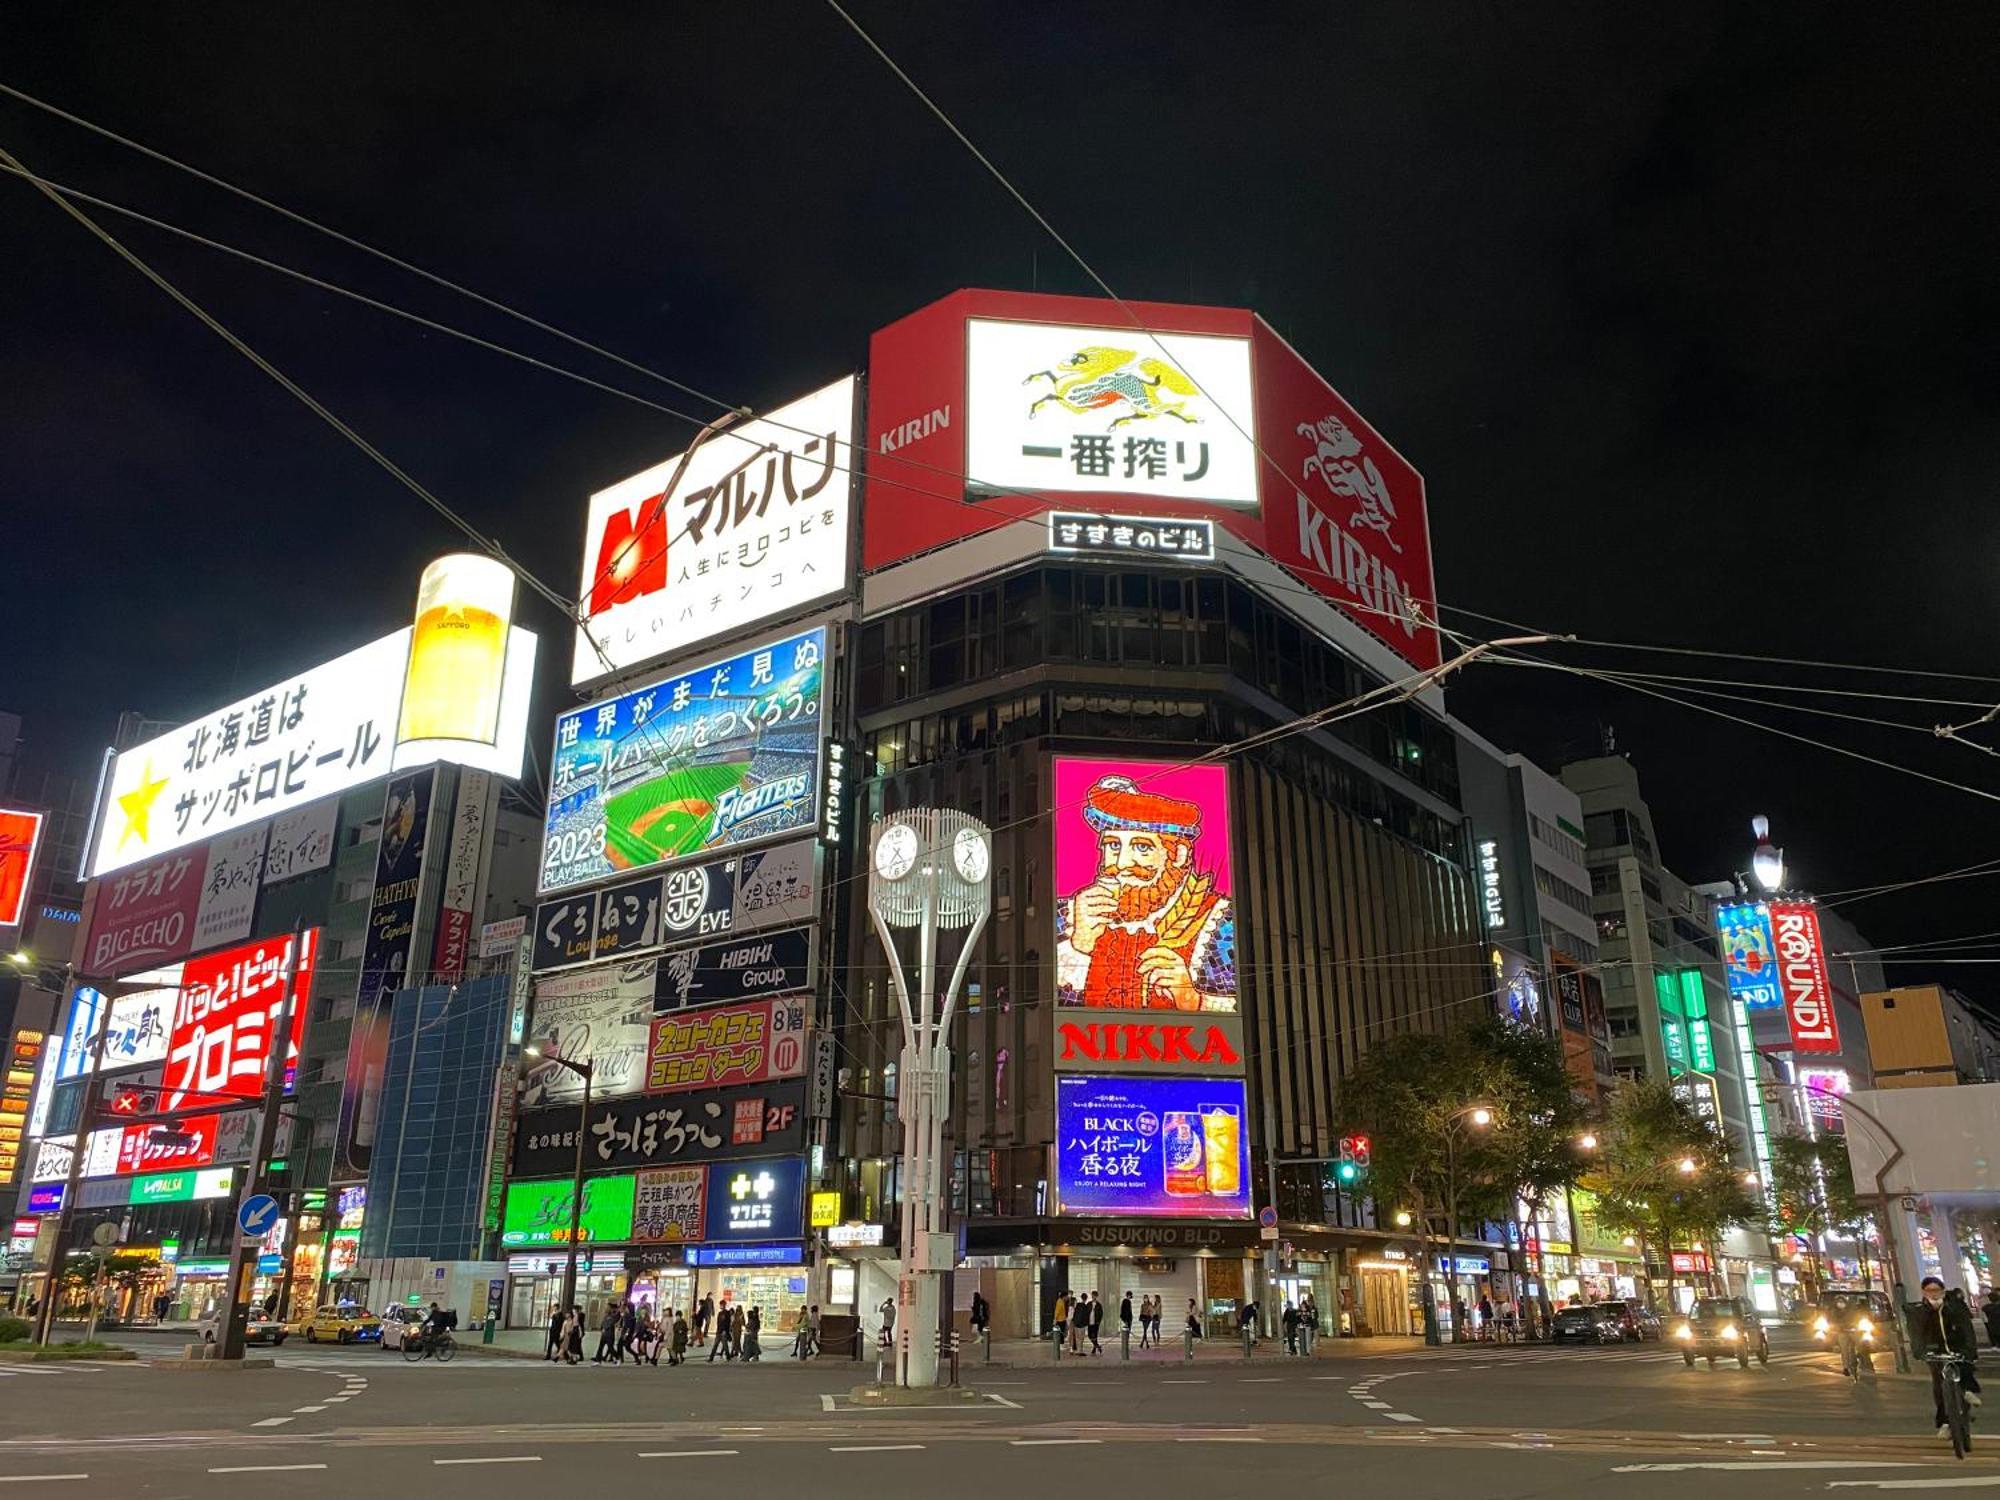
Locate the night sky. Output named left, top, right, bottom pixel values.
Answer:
left=4, top=4, right=1996, bottom=995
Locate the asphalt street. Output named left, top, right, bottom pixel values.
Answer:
left=3, top=1328, right=1992, bottom=1498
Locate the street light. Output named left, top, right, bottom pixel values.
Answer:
left=1429, top=1103, right=1493, bottom=1346
left=1677, top=1157, right=1698, bottom=1176
left=1394, top=1210, right=1413, bottom=1228
left=523, top=1040, right=593, bottom=1326
left=1577, top=1133, right=1598, bottom=1151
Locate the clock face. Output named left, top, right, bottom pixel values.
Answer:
left=875, top=823, right=919, bottom=881
left=952, top=827, right=990, bottom=883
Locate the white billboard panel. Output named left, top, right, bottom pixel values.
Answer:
left=572, top=376, right=857, bottom=685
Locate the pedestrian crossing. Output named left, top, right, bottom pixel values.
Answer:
left=0, top=1362, right=121, bottom=1378
left=1402, top=1343, right=1827, bottom=1368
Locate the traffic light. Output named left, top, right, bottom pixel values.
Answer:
left=1336, top=1160, right=1359, bottom=1184
left=1334, top=1134, right=1370, bottom=1185
left=106, top=1086, right=161, bottom=1117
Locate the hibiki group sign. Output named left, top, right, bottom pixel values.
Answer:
left=1770, top=900, right=1841, bottom=1053
left=573, top=377, right=857, bottom=686
left=540, top=628, right=826, bottom=893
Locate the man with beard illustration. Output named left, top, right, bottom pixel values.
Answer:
left=1056, top=774, right=1236, bottom=1012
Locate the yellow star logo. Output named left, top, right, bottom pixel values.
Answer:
left=116, top=761, right=169, bottom=849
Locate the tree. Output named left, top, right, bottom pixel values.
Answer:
left=1338, top=1015, right=1595, bottom=1339
left=1582, top=1080, right=1762, bottom=1302
left=1769, top=1129, right=1870, bottom=1296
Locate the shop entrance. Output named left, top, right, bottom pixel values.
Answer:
left=1359, top=1266, right=1410, bottom=1335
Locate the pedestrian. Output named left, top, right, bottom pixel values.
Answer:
left=620, top=1300, right=640, bottom=1362
left=1239, top=1299, right=1257, bottom=1355
left=1282, top=1302, right=1299, bottom=1355
left=1478, top=1293, right=1495, bottom=1342
left=708, top=1303, right=730, bottom=1362
left=1119, top=1292, right=1134, bottom=1349
left=969, top=1292, right=989, bottom=1351
left=1185, top=1300, right=1202, bottom=1361
left=564, top=1304, right=585, bottom=1365
left=743, top=1305, right=762, bottom=1363
left=1052, top=1291, right=1069, bottom=1353
left=544, top=1303, right=565, bottom=1362
left=670, top=1308, right=689, bottom=1365
left=695, top=1293, right=714, bottom=1346
left=1300, top=1293, right=1318, bottom=1356
left=1089, top=1291, right=1105, bottom=1354
left=594, top=1301, right=622, bottom=1364
left=1983, top=1287, right=2000, bottom=1349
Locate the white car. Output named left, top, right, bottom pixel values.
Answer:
left=377, top=1305, right=426, bottom=1351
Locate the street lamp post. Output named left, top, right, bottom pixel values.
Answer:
left=1429, top=1104, right=1492, bottom=1347
left=866, top=809, right=991, bottom=1388
left=524, top=1043, right=593, bottom=1322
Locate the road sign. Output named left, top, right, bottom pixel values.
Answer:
left=91, top=1222, right=119, bottom=1248
left=1258, top=1206, right=1278, bottom=1229
left=237, top=1194, right=281, bottom=1237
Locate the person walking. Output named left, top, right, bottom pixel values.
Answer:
left=694, top=1293, right=714, bottom=1347
left=1300, top=1292, right=1318, bottom=1356
left=1119, top=1292, right=1134, bottom=1350
left=544, top=1303, right=565, bottom=1362
left=1089, top=1291, right=1106, bottom=1355
left=594, top=1301, right=621, bottom=1364
left=620, top=1300, right=640, bottom=1363
left=969, top=1292, right=989, bottom=1353
left=1052, top=1291, right=1069, bottom=1354
left=1184, top=1299, right=1202, bottom=1361
left=1982, top=1287, right=2000, bottom=1349
left=669, top=1308, right=689, bottom=1366
left=563, top=1304, right=585, bottom=1365
left=708, top=1303, right=732, bottom=1362
left=743, top=1305, right=763, bottom=1363
left=1283, top=1302, right=1300, bottom=1356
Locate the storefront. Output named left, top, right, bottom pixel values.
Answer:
left=967, top=1219, right=1266, bottom=1340
left=1354, top=1248, right=1414, bottom=1336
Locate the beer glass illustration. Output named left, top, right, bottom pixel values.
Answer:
left=398, top=552, right=514, bottom=746
left=1200, top=1103, right=1242, bottom=1197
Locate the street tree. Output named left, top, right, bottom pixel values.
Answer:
left=1769, top=1128, right=1870, bottom=1297
left=1583, top=1080, right=1762, bottom=1302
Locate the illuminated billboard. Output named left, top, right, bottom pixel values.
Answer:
left=87, top=586, right=538, bottom=879
left=164, top=929, right=320, bottom=1112
left=1770, top=900, right=1841, bottom=1054
left=521, top=960, right=657, bottom=1106
left=1055, top=1075, right=1251, bottom=1219
left=1053, top=758, right=1236, bottom=1013
left=501, top=1173, right=637, bottom=1248
left=964, top=320, right=1258, bottom=506
left=540, top=627, right=825, bottom=893
left=864, top=289, right=1441, bottom=672
left=1715, top=902, right=1783, bottom=1009
left=0, top=808, right=44, bottom=928
left=573, top=377, right=857, bottom=686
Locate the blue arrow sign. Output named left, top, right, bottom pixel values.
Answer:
left=237, top=1194, right=281, bottom=1237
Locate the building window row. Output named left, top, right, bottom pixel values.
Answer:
left=1528, top=812, right=1587, bottom=866
left=1532, top=860, right=1591, bottom=917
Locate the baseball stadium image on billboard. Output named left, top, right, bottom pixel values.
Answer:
left=540, top=627, right=826, bottom=893
left=1054, top=758, right=1236, bottom=1013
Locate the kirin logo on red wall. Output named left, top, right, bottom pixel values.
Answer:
left=1769, top=901, right=1841, bottom=1054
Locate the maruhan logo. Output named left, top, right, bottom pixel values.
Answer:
left=1295, top=490, right=1422, bottom=639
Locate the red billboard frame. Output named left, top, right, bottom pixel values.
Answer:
left=0, top=808, right=45, bottom=929
left=863, top=288, right=1440, bottom=670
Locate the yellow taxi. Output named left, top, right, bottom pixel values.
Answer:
left=304, top=1303, right=383, bottom=1344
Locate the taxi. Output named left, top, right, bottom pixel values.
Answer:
left=304, top=1304, right=383, bottom=1344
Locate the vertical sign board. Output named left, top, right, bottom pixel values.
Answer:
left=1715, top=902, right=1783, bottom=1010
left=1769, top=900, right=1841, bottom=1054
left=432, top=769, right=492, bottom=982
left=0, top=808, right=45, bottom=928
left=337, top=769, right=437, bottom=1178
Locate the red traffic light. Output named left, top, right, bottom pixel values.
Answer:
left=106, top=1088, right=160, bottom=1117
left=109, top=1091, right=142, bottom=1116
left=1338, top=1134, right=1372, bottom=1167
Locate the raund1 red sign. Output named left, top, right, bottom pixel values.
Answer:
left=1769, top=900, right=1841, bottom=1054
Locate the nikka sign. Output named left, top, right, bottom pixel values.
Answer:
left=1769, top=900, right=1841, bottom=1054
left=1054, top=1014, right=1246, bottom=1077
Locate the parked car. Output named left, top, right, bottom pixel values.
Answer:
left=1595, top=1299, right=1664, bottom=1342
left=378, top=1305, right=426, bottom=1351
left=198, top=1313, right=289, bottom=1346
left=1674, top=1296, right=1769, bottom=1368
left=1551, top=1304, right=1626, bottom=1345
left=304, top=1304, right=382, bottom=1344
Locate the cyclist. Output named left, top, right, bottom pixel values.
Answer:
left=1913, top=1276, right=1983, bottom=1437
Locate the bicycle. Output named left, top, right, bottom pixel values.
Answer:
left=402, top=1327, right=457, bottom=1363
left=1928, top=1352, right=1973, bottom=1459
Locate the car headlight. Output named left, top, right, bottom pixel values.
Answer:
left=1720, top=1325, right=1738, bottom=1340
left=1813, top=1316, right=1830, bottom=1336
left=1675, top=1324, right=1692, bottom=1340
left=1856, top=1317, right=1874, bottom=1335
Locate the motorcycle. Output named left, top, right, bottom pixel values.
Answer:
left=1813, top=1309, right=1877, bottom=1378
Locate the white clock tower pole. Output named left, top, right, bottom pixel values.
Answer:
left=867, top=808, right=991, bottom=1387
